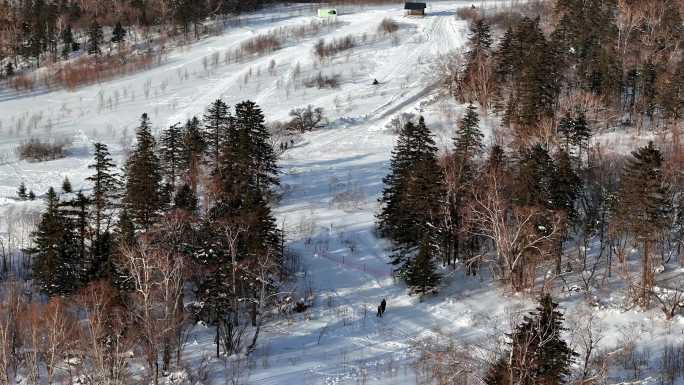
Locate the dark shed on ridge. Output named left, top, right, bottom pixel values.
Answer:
left=404, top=2, right=427, bottom=16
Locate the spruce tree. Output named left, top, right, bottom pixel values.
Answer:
left=181, top=117, right=206, bottom=192
left=617, top=141, right=670, bottom=303
left=111, top=21, right=126, bottom=43
left=60, top=191, right=91, bottom=277
left=406, top=235, right=441, bottom=295
left=534, top=294, right=576, bottom=384
left=571, top=108, right=591, bottom=157
left=173, top=183, right=198, bottom=213
left=234, top=100, right=279, bottom=192
left=160, top=122, right=184, bottom=190
left=87, top=142, right=120, bottom=240
left=378, top=117, right=443, bottom=279
left=4, top=62, right=14, bottom=78
left=514, top=144, right=555, bottom=208
left=30, top=187, right=81, bottom=295
left=203, top=99, right=232, bottom=169
left=124, top=113, right=163, bottom=230
left=115, top=209, right=136, bottom=248
left=466, top=18, right=493, bottom=60
left=447, top=104, right=484, bottom=265
left=453, top=104, right=484, bottom=178
left=557, top=112, right=574, bottom=151
left=551, top=149, right=581, bottom=219
left=62, top=177, right=72, bottom=193
left=17, top=182, right=27, bottom=200
left=60, top=24, right=74, bottom=59
left=462, top=19, right=493, bottom=103
left=28, top=190, right=36, bottom=200
left=87, top=20, right=104, bottom=55
left=86, top=144, right=120, bottom=282
left=485, top=294, right=575, bottom=385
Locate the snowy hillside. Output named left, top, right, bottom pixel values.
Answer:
left=1, top=1, right=683, bottom=384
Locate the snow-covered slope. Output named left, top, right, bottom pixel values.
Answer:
left=2, top=1, right=683, bottom=384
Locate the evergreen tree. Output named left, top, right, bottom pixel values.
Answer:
left=551, top=149, right=581, bottom=220
left=60, top=191, right=91, bottom=277
left=87, top=143, right=120, bottom=240
left=124, top=113, right=163, bottom=230
left=378, top=117, right=444, bottom=279
left=61, top=176, right=72, bottom=193
left=453, top=104, right=484, bottom=177
left=495, top=17, right=560, bottom=132
left=486, top=144, right=507, bottom=175
left=462, top=18, right=493, bottom=97
left=85, top=144, right=119, bottom=282
left=111, top=21, right=126, bottom=43
left=234, top=100, right=279, bottom=192
left=181, top=117, right=206, bottom=192
left=87, top=20, right=103, bottom=55
left=29, top=187, right=81, bottom=295
left=160, top=122, right=184, bottom=190
left=616, top=141, right=671, bottom=303
left=17, top=182, right=27, bottom=200
left=60, top=24, right=74, bottom=59
left=446, top=104, right=484, bottom=265
left=28, top=190, right=36, bottom=200
left=173, top=183, right=198, bottom=213
left=466, top=18, right=493, bottom=60
left=115, top=209, right=136, bottom=248
left=485, top=294, right=576, bottom=385
left=534, top=295, right=576, bottom=384
left=406, top=235, right=441, bottom=295
left=557, top=112, right=574, bottom=151
left=572, top=108, right=591, bottom=157
left=203, top=99, right=232, bottom=169
left=211, top=100, right=282, bottom=259
left=514, top=144, right=555, bottom=208
left=4, top=62, right=14, bottom=78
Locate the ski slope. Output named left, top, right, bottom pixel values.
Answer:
left=2, top=1, right=684, bottom=384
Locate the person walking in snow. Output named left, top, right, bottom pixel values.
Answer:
left=376, top=304, right=382, bottom=317
left=380, top=298, right=386, bottom=316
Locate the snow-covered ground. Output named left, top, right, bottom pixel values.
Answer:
left=2, top=1, right=684, bottom=384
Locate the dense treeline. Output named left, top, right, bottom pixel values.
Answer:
left=376, top=2, right=684, bottom=381
left=0, top=98, right=285, bottom=384
left=379, top=0, right=684, bottom=307
left=0, top=0, right=289, bottom=74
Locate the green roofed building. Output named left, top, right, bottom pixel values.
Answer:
left=318, top=8, right=338, bottom=17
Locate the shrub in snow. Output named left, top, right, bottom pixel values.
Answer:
left=378, top=18, right=399, bottom=34
left=288, top=105, right=326, bottom=133
left=17, top=138, right=69, bottom=162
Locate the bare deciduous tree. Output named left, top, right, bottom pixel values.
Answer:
left=469, top=172, right=560, bottom=291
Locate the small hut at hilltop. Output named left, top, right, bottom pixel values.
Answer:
left=404, top=2, right=426, bottom=16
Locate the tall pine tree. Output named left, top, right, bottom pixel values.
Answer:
left=378, top=117, right=443, bottom=286
left=30, top=187, right=81, bottom=295
left=616, top=141, right=671, bottom=304
left=203, top=99, right=232, bottom=169
left=124, top=113, right=163, bottom=230
left=485, top=294, right=576, bottom=385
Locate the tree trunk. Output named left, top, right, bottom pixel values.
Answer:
left=642, top=240, right=651, bottom=306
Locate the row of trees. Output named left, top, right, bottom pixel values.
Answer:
left=380, top=103, right=678, bottom=306
left=379, top=0, right=684, bottom=309
left=0, top=0, right=287, bottom=72
left=455, top=0, right=684, bottom=136
left=10, top=98, right=283, bottom=384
